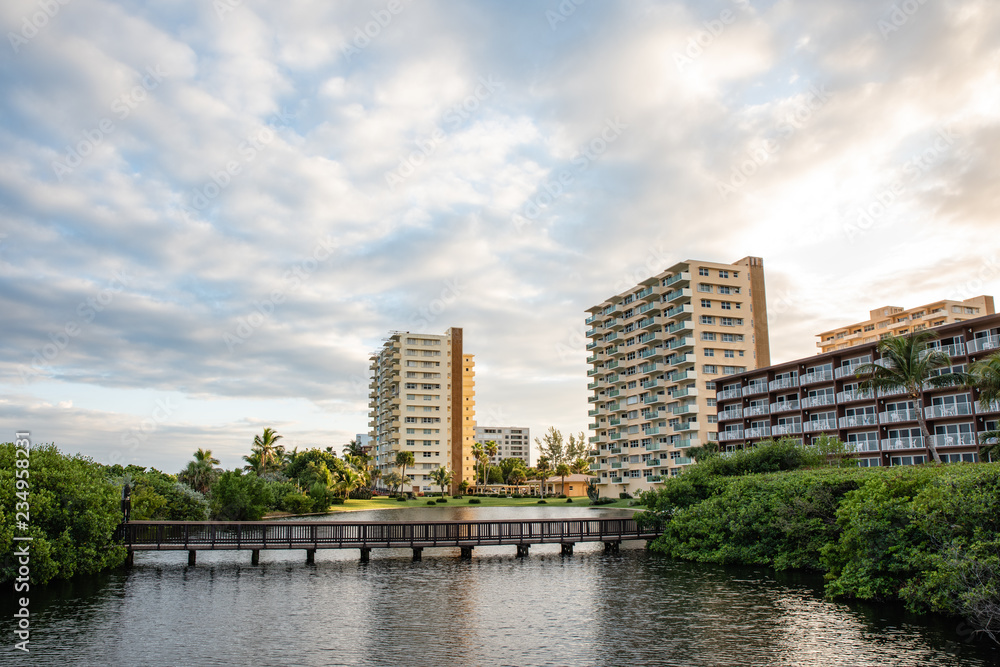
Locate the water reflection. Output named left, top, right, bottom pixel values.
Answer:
left=3, top=507, right=997, bottom=666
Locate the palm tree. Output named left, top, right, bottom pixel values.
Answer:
left=485, top=441, right=499, bottom=484
left=179, top=448, right=220, bottom=493
left=570, top=457, right=592, bottom=476
left=381, top=471, right=403, bottom=496
left=471, top=442, right=485, bottom=487
left=430, top=466, right=453, bottom=498
left=395, top=450, right=415, bottom=496
left=194, top=448, right=220, bottom=467
left=854, top=331, right=969, bottom=464
left=536, top=456, right=552, bottom=499
left=969, top=351, right=1000, bottom=461
left=332, top=465, right=362, bottom=499
left=251, top=428, right=283, bottom=474
left=242, top=450, right=265, bottom=476
left=343, top=439, right=364, bottom=458
left=555, top=462, right=571, bottom=496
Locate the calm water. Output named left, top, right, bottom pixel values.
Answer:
left=6, top=506, right=999, bottom=666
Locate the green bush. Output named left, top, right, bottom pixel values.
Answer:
left=426, top=500, right=436, bottom=505
left=566, top=497, right=574, bottom=503
left=537, top=500, right=547, bottom=504
left=435, top=498, right=447, bottom=503
left=396, top=496, right=407, bottom=502
left=468, top=498, right=481, bottom=504
left=0, top=443, right=126, bottom=584
left=210, top=470, right=274, bottom=521
left=281, top=492, right=313, bottom=515
left=452, top=495, right=463, bottom=499
left=590, top=497, right=616, bottom=506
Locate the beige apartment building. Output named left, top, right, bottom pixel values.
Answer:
left=369, top=328, right=476, bottom=494
left=474, top=426, right=531, bottom=466
left=816, top=296, right=994, bottom=354
left=586, top=257, right=770, bottom=496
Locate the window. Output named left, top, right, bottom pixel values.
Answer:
left=721, top=333, right=744, bottom=342
left=701, top=332, right=717, bottom=341
left=704, top=348, right=715, bottom=356
left=724, top=349, right=734, bottom=358
left=707, top=415, right=718, bottom=423
left=717, top=286, right=731, bottom=294
left=422, top=451, right=433, bottom=458
left=701, top=299, right=712, bottom=308
left=705, top=381, right=716, bottom=390
left=698, top=283, right=713, bottom=292
left=699, top=267, right=710, bottom=276
left=703, top=365, right=718, bottom=374
left=700, top=315, right=715, bottom=325
left=706, top=398, right=717, bottom=407
left=720, top=301, right=732, bottom=310
left=719, top=270, right=729, bottom=278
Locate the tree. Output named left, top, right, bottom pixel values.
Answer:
left=536, top=456, right=552, bottom=499
left=381, top=471, right=404, bottom=496
left=395, top=450, right=415, bottom=495
left=499, top=457, right=528, bottom=485
left=343, top=439, right=364, bottom=458
left=246, top=428, right=283, bottom=475
left=854, top=331, right=968, bottom=464
left=536, top=427, right=566, bottom=468
left=471, top=442, right=485, bottom=487
left=555, top=462, right=572, bottom=496
left=209, top=470, right=273, bottom=521
left=485, top=441, right=499, bottom=485
left=430, top=466, right=453, bottom=498
left=570, top=457, right=592, bottom=475
left=565, top=431, right=590, bottom=461
left=970, top=351, right=1000, bottom=461
left=178, top=448, right=220, bottom=494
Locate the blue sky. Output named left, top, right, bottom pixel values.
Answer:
left=2, top=0, right=999, bottom=472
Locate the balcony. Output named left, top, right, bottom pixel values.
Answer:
left=606, top=373, right=620, bottom=384
left=665, top=320, right=695, bottom=335
left=641, top=378, right=659, bottom=390
left=608, top=388, right=621, bottom=398
left=669, top=336, right=695, bottom=351
left=585, top=314, right=599, bottom=326
left=667, top=353, right=698, bottom=367
left=745, top=426, right=771, bottom=439
left=587, top=381, right=600, bottom=390
left=931, top=342, right=965, bottom=357
left=609, top=432, right=623, bottom=441
left=588, top=422, right=600, bottom=430
left=719, top=429, right=744, bottom=442
left=744, top=383, right=769, bottom=396
left=588, top=395, right=600, bottom=403
left=609, top=446, right=622, bottom=454
left=640, top=347, right=663, bottom=360
left=664, top=303, right=695, bottom=319
left=877, top=386, right=909, bottom=398
left=717, top=387, right=742, bottom=401
left=638, top=301, right=661, bottom=316
left=980, top=400, right=1000, bottom=413
left=606, top=360, right=619, bottom=370
left=845, top=440, right=881, bottom=454
left=638, top=316, right=661, bottom=330
left=718, top=409, right=742, bottom=422
left=645, top=441, right=662, bottom=451
left=772, top=423, right=802, bottom=435
left=668, top=370, right=697, bottom=384
left=801, top=370, right=834, bottom=385
left=609, top=417, right=622, bottom=426
left=607, top=345, right=620, bottom=356
left=967, top=335, right=1000, bottom=354
left=637, top=286, right=657, bottom=300
left=802, top=394, right=836, bottom=408
left=586, top=327, right=601, bottom=338
left=674, top=457, right=694, bottom=466
left=880, top=409, right=917, bottom=423
left=924, top=403, right=974, bottom=418
left=643, top=394, right=662, bottom=405
left=645, top=458, right=662, bottom=467
left=673, top=404, right=699, bottom=416
left=743, top=405, right=769, bottom=417
left=802, top=419, right=838, bottom=433
left=881, top=436, right=924, bottom=450
left=586, top=341, right=599, bottom=351
left=663, top=271, right=691, bottom=287
left=643, top=427, right=661, bottom=436
left=674, top=438, right=700, bottom=448
left=770, top=400, right=800, bottom=413
left=837, top=388, right=874, bottom=403
left=673, top=421, right=698, bottom=432
left=927, top=433, right=977, bottom=447
left=588, top=408, right=601, bottom=417
left=610, top=477, right=623, bottom=484
left=664, top=287, right=691, bottom=302
left=672, top=387, right=699, bottom=399
left=590, top=462, right=602, bottom=471
left=835, top=363, right=870, bottom=379
left=769, top=377, right=799, bottom=391
left=611, top=461, right=623, bottom=469
left=604, top=332, right=619, bottom=342
left=586, top=354, right=602, bottom=364
left=606, top=318, right=623, bottom=331
left=839, top=414, right=878, bottom=428
left=587, top=368, right=601, bottom=377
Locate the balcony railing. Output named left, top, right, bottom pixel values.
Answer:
left=927, top=433, right=978, bottom=447
left=717, top=409, right=742, bottom=422
left=664, top=303, right=694, bottom=319
left=663, top=271, right=690, bottom=287
left=802, top=419, right=837, bottom=433
left=672, top=387, right=698, bottom=399
left=674, top=438, right=699, bottom=449
left=837, top=389, right=874, bottom=403
left=745, top=426, right=771, bottom=439
left=743, top=405, right=769, bottom=417
left=930, top=342, right=965, bottom=357
left=772, top=423, right=802, bottom=435
left=744, top=383, right=768, bottom=396
left=643, top=427, right=660, bottom=436
left=980, top=400, right=1000, bottom=413
left=879, top=409, right=917, bottom=423
left=769, top=377, right=798, bottom=390
left=669, top=337, right=695, bottom=350
left=800, top=370, right=834, bottom=385
left=643, top=395, right=661, bottom=405
left=770, top=400, right=800, bottom=413
left=664, top=288, right=691, bottom=302
left=717, top=387, right=742, bottom=400
left=673, top=421, right=697, bottom=432
left=881, top=436, right=924, bottom=450
left=924, top=403, right=974, bottom=418
left=802, top=394, right=836, bottom=408
left=967, top=335, right=1000, bottom=354
left=674, top=457, right=694, bottom=466
left=834, top=362, right=871, bottom=379
left=719, top=430, right=744, bottom=442
left=672, top=404, right=698, bottom=416
left=839, top=414, right=878, bottom=428
left=637, top=286, right=657, bottom=300
left=845, top=440, right=880, bottom=453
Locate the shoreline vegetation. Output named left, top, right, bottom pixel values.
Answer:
left=635, top=439, right=1000, bottom=644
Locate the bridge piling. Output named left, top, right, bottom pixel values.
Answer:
left=187, top=550, right=196, bottom=566
left=516, top=544, right=529, bottom=558
left=360, top=548, right=371, bottom=563
left=460, top=546, right=473, bottom=560
left=412, top=547, right=423, bottom=562
left=305, top=549, right=315, bottom=565
left=561, top=543, right=574, bottom=556
left=604, top=541, right=620, bottom=554
left=251, top=549, right=260, bottom=565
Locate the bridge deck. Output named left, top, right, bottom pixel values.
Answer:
left=124, top=517, right=660, bottom=551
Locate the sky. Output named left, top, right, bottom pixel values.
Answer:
left=2, top=0, right=999, bottom=473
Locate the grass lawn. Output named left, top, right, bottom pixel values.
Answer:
left=326, top=496, right=639, bottom=512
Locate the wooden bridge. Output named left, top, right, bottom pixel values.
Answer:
left=122, top=517, right=662, bottom=565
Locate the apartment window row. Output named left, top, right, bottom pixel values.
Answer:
left=697, top=267, right=740, bottom=279
left=405, top=338, right=442, bottom=346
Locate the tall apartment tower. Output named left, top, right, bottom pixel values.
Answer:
left=474, top=426, right=531, bottom=466
left=369, top=328, right=475, bottom=494
left=586, top=257, right=770, bottom=496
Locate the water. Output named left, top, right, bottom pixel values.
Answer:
left=6, top=506, right=999, bottom=666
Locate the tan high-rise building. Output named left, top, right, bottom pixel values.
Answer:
left=586, top=257, right=770, bottom=496
left=816, top=296, right=994, bottom=354
left=369, top=328, right=475, bottom=494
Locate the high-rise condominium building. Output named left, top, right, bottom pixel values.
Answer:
left=474, top=426, right=531, bottom=466
left=716, top=313, right=1000, bottom=465
left=368, top=328, right=476, bottom=494
left=816, top=296, right=994, bottom=354
left=586, top=257, right=770, bottom=496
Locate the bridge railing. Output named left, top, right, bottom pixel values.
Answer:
left=124, top=518, right=658, bottom=549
